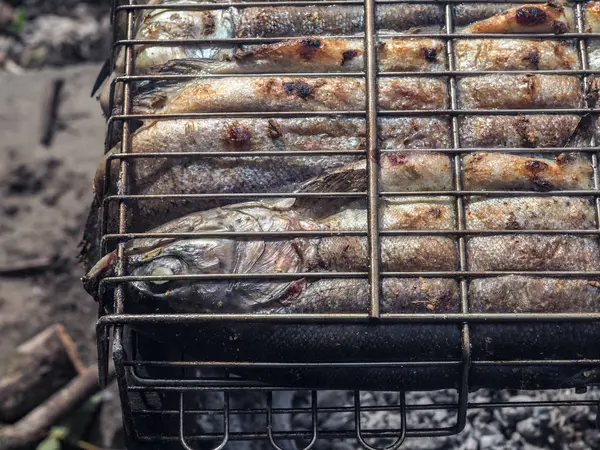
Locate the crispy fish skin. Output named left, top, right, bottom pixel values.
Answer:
left=466, top=197, right=597, bottom=230
left=469, top=276, right=600, bottom=313
left=132, top=77, right=448, bottom=115
left=462, top=152, right=593, bottom=190
left=467, top=235, right=600, bottom=271
left=458, top=75, right=583, bottom=109
left=235, top=5, right=444, bottom=37
left=459, top=115, right=583, bottom=148
left=454, top=39, right=579, bottom=71
left=463, top=2, right=575, bottom=34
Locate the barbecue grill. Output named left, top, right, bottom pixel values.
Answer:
left=95, top=0, right=600, bottom=447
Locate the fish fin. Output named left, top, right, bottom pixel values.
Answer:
left=91, top=58, right=111, bottom=98
left=564, top=113, right=595, bottom=149
left=293, top=161, right=367, bottom=217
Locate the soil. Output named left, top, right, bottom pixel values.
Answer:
left=0, top=63, right=122, bottom=447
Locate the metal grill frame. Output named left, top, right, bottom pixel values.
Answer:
left=97, top=0, right=600, bottom=447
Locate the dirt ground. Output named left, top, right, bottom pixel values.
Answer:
left=0, top=63, right=122, bottom=445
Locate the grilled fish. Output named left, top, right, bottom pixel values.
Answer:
left=263, top=277, right=460, bottom=314
left=469, top=276, right=600, bottom=313
left=468, top=235, right=600, bottom=271
left=130, top=76, right=448, bottom=115
left=82, top=197, right=459, bottom=313
left=467, top=195, right=600, bottom=313
left=98, top=38, right=447, bottom=116
left=459, top=115, right=587, bottom=148
left=95, top=117, right=452, bottom=196
left=466, top=196, right=596, bottom=230
left=462, top=152, right=593, bottom=191
left=585, top=2, right=600, bottom=69
left=107, top=3, right=446, bottom=75
left=454, top=39, right=579, bottom=71
left=461, top=2, right=575, bottom=34
left=458, top=74, right=582, bottom=109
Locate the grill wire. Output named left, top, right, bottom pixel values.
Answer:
left=96, top=0, right=600, bottom=447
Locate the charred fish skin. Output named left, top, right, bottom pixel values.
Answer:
left=462, top=152, right=594, bottom=191
left=461, top=2, right=575, bottom=34
left=94, top=116, right=454, bottom=236
left=454, top=39, right=579, bottom=71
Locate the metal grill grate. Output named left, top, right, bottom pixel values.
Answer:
left=95, top=0, right=600, bottom=447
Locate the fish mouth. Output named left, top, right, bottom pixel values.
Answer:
left=81, top=252, right=117, bottom=299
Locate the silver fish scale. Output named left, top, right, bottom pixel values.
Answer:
left=89, top=0, right=600, bottom=449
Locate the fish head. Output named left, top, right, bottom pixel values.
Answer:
left=125, top=236, right=237, bottom=312
left=82, top=201, right=315, bottom=313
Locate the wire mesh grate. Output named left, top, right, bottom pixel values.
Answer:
left=94, top=0, right=600, bottom=447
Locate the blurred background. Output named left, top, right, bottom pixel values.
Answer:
left=0, top=0, right=121, bottom=448
left=1, top=1, right=600, bottom=449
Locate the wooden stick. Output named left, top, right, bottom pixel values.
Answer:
left=0, top=324, right=85, bottom=423
left=0, top=364, right=116, bottom=450
left=40, top=77, right=65, bottom=147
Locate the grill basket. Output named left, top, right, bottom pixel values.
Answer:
left=96, top=0, right=600, bottom=447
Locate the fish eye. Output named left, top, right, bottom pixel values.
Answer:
left=150, top=266, right=174, bottom=284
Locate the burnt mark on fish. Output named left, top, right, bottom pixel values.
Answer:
left=522, top=49, right=540, bottom=68
left=421, top=47, right=438, bottom=62
left=201, top=11, right=216, bottom=36
left=233, top=48, right=254, bottom=61
left=531, top=176, right=553, bottom=191
left=224, top=123, right=253, bottom=150
left=552, top=20, right=568, bottom=34
left=525, top=159, right=549, bottom=173
left=267, top=119, right=282, bottom=139
left=515, top=7, right=548, bottom=26
left=299, top=39, right=322, bottom=60
left=283, top=81, right=313, bottom=99
left=515, top=115, right=537, bottom=148
left=524, top=159, right=554, bottom=191
left=429, top=207, right=442, bottom=218
left=341, top=49, right=359, bottom=66
left=383, top=153, right=408, bottom=166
